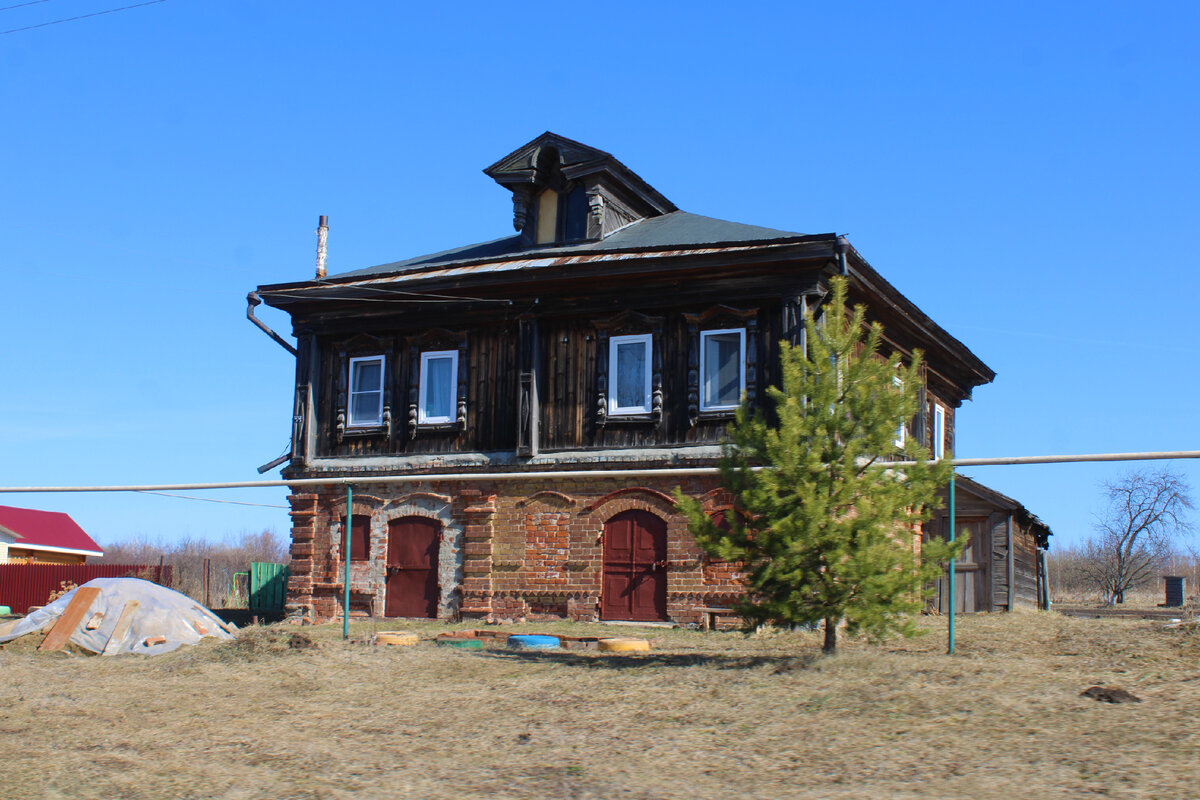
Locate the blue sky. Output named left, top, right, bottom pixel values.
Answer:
left=2, top=1, right=1197, bottom=550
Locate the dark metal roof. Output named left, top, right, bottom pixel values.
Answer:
left=951, top=475, right=1053, bottom=547
left=330, top=211, right=807, bottom=281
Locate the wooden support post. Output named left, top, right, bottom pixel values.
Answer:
left=1006, top=515, right=1015, bottom=611
left=39, top=587, right=102, bottom=652
left=102, top=600, right=140, bottom=655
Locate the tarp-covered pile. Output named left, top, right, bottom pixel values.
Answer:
left=0, top=577, right=235, bottom=655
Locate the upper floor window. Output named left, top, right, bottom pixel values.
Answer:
left=348, top=355, right=385, bottom=427
left=609, top=334, right=652, bottom=415
left=419, top=350, right=458, bottom=424
left=893, top=376, right=906, bottom=448
left=933, top=403, right=946, bottom=460
left=700, top=328, right=745, bottom=411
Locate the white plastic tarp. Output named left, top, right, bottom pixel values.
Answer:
left=0, top=577, right=235, bottom=655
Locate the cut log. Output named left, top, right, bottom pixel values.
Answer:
left=39, top=587, right=102, bottom=652
left=101, top=600, right=140, bottom=656
left=85, top=612, right=105, bottom=630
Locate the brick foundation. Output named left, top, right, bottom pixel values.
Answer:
left=285, top=475, right=748, bottom=625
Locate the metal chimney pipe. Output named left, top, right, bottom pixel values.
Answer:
left=315, top=215, right=329, bottom=278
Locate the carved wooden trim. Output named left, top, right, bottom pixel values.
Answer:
left=594, top=310, right=665, bottom=428
left=404, top=328, right=468, bottom=439
left=684, top=306, right=758, bottom=426
left=332, top=334, right=393, bottom=444
left=516, top=316, right=539, bottom=456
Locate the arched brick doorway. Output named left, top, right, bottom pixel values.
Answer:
left=601, top=509, right=668, bottom=621
left=385, top=516, right=441, bottom=618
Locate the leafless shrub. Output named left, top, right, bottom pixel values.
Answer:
left=1049, top=544, right=1200, bottom=605
left=1079, top=469, right=1193, bottom=604
left=94, top=529, right=288, bottom=608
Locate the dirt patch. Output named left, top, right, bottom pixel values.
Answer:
left=0, top=614, right=1197, bottom=799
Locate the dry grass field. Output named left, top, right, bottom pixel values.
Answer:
left=1, top=612, right=1198, bottom=800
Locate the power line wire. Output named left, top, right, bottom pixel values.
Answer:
left=0, top=0, right=165, bottom=36
left=134, top=490, right=288, bottom=509
left=0, top=0, right=54, bottom=13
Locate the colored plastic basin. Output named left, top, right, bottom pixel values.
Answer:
left=598, top=637, right=651, bottom=653
left=437, top=637, right=484, bottom=649
left=507, top=634, right=561, bottom=650
left=376, top=631, right=418, bottom=646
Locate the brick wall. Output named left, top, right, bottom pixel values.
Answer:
left=285, top=475, right=750, bottom=625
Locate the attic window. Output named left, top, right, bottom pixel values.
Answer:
left=534, top=185, right=589, bottom=244
left=535, top=189, right=558, bottom=244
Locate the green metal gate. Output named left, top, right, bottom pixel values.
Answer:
left=249, top=561, right=288, bottom=612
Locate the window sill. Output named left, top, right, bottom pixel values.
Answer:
left=603, top=413, right=657, bottom=425
left=697, top=409, right=738, bottom=421
left=415, top=422, right=462, bottom=434
left=343, top=426, right=387, bottom=438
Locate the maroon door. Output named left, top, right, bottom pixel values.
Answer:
left=601, top=510, right=668, bottom=621
left=385, top=517, right=441, bottom=618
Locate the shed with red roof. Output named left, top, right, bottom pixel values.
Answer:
left=0, top=505, right=103, bottom=564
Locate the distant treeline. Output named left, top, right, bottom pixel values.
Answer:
left=91, top=530, right=288, bottom=609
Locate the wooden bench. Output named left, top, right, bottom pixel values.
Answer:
left=697, top=607, right=740, bottom=631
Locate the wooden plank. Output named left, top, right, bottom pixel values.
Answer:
left=101, top=600, right=140, bottom=656
left=38, top=586, right=101, bottom=652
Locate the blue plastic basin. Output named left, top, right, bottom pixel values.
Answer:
left=507, top=634, right=561, bottom=650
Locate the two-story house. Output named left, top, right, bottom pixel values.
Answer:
left=252, top=132, right=996, bottom=625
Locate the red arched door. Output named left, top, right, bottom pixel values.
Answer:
left=601, top=509, right=668, bottom=621
left=385, top=516, right=441, bottom=618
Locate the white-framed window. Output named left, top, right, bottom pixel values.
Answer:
left=893, top=376, right=906, bottom=448
left=348, top=355, right=385, bottom=427
left=418, top=350, right=458, bottom=424
left=700, top=328, right=746, bottom=411
left=609, top=334, right=652, bottom=415
left=933, top=404, right=946, bottom=460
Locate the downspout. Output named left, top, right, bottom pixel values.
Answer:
left=835, top=236, right=850, bottom=276
left=246, top=292, right=298, bottom=356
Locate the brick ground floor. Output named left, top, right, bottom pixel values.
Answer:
left=285, top=475, right=748, bottom=626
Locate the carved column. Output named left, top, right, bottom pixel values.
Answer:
left=516, top=316, right=539, bottom=456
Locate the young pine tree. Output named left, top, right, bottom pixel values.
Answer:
left=676, top=277, right=960, bottom=653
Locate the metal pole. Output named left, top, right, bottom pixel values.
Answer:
left=948, top=472, right=956, bottom=655
left=4, top=449, right=1200, bottom=494
left=343, top=483, right=352, bottom=641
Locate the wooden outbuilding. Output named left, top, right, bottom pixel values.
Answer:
left=924, top=475, right=1052, bottom=613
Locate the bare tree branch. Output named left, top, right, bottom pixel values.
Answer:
left=1084, top=468, right=1193, bottom=604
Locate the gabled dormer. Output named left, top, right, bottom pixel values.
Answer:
left=483, top=132, right=677, bottom=246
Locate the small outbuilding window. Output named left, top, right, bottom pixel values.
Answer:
left=348, top=356, right=385, bottom=427
left=419, top=350, right=458, bottom=424
left=609, top=334, right=652, bottom=415
left=700, top=328, right=745, bottom=411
